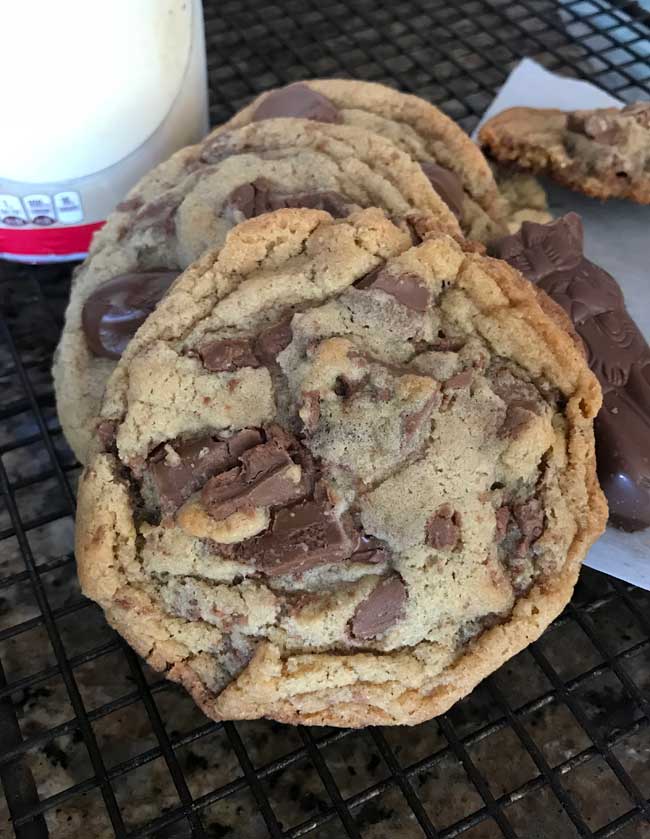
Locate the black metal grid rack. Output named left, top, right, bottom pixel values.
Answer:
left=1, top=1, right=650, bottom=837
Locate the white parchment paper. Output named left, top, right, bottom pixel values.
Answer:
left=475, top=58, right=650, bottom=589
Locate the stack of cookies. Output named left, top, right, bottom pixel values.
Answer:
left=55, top=80, right=609, bottom=727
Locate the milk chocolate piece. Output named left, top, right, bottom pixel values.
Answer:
left=243, top=500, right=356, bottom=576
left=82, top=270, right=179, bottom=359
left=491, top=214, right=650, bottom=530
left=595, top=389, right=650, bottom=530
left=252, top=82, right=341, bottom=124
left=145, top=429, right=263, bottom=514
left=419, top=160, right=465, bottom=219
left=254, top=315, right=294, bottom=364
left=115, top=196, right=144, bottom=213
left=350, top=574, right=407, bottom=640
left=495, top=505, right=510, bottom=541
left=567, top=112, right=624, bottom=145
left=513, top=498, right=545, bottom=556
left=359, top=267, right=431, bottom=311
left=96, top=420, right=117, bottom=452
left=444, top=369, right=473, bottom=389
left=201, top=439, right=306, bottom=521
left=498, top=401, right=540, bottom=439
left=266, top=423, right=317, bottom=494
left=425, top=504, right=461, bottom=550
left=490, top=368, right=543, bottom=438
left=198, top=132, right=238, bottom=165
left=131, top=193, right=181, bottom=238
left=431, top=335, right=465, bottom=352
left=226, top=179, right=350, bottom=220
left=402, top=391, right=439, bottom=440
left=491, top=368, right=544, bottom=409
left=199, top=337, right=260, bottom=372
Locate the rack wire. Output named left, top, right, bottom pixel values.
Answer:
left=1, top=1, right=650, bottom=837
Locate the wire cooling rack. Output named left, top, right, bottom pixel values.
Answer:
left=2, top=1, right=650, bottom=837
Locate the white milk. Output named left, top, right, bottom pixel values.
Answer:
left=0, top=0, right=209, bottom=263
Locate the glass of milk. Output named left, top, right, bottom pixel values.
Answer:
left=0, top=0, right=209, bottom=263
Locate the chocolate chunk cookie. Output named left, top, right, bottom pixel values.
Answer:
left=479, top=103, right=650, bottom=202
left=220, top=79, right=508, bottom=241
left=54, top=117, right=459, bottom=464
left=491, top=213, right=650, bottom=531
left=76, top=207, right=605, bottom=727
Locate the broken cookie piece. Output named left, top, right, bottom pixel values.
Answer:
left=480, top=103, right=650, bottom=203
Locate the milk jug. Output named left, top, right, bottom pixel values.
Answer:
left=0, top=0, right=209, bottom=263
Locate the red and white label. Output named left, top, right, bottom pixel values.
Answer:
left=0, top=221, right=104, bottom=262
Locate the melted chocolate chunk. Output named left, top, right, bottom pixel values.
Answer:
left=350, top=574, right=407, bottom=640
left=402, top=391, right=439, bottom=440
left=252, top=82, right=341, bottom=124
left=129, top=193, right=182, bottom=239
left=145, top=429, right=263, bottom=515
left=226, top=179, right=350, bottom=220
left=201, top=431, right=311, bottom=521
left=82, top=270, right=179, bottom=359
left=498, top=401, right=540, bottom=439
left=199, top=337, right=260, bottom=373
left=431, top=334, right=465, bottom=352
left=419, top=160, right=465, bottom=220
left=358, top=267, right=431, bottom=311
left=512, top=498, right=545, bottom=556
left=96, top=420, right=117, bottom=452
left=444, top=369, right=473, bottom=390
left=198, top=132, right=238, bottom=165
left=495, top=505, right=511, bottom=541
left=490, top=368, right=544, bottom=439
left=115, top=196, right=144, bottom=213
left=595, top=391, right=650, bottom=531
left=494, top=496, right=544, bottom=558
left=425, top=504, right=461, bottom=550
left=491, top=214, right=650, bottom=530
left=236, top=499, right=357, bottom=577
left=567, top=112, right=624, bottom=145
left=254, top=315, right=294, bottom=364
